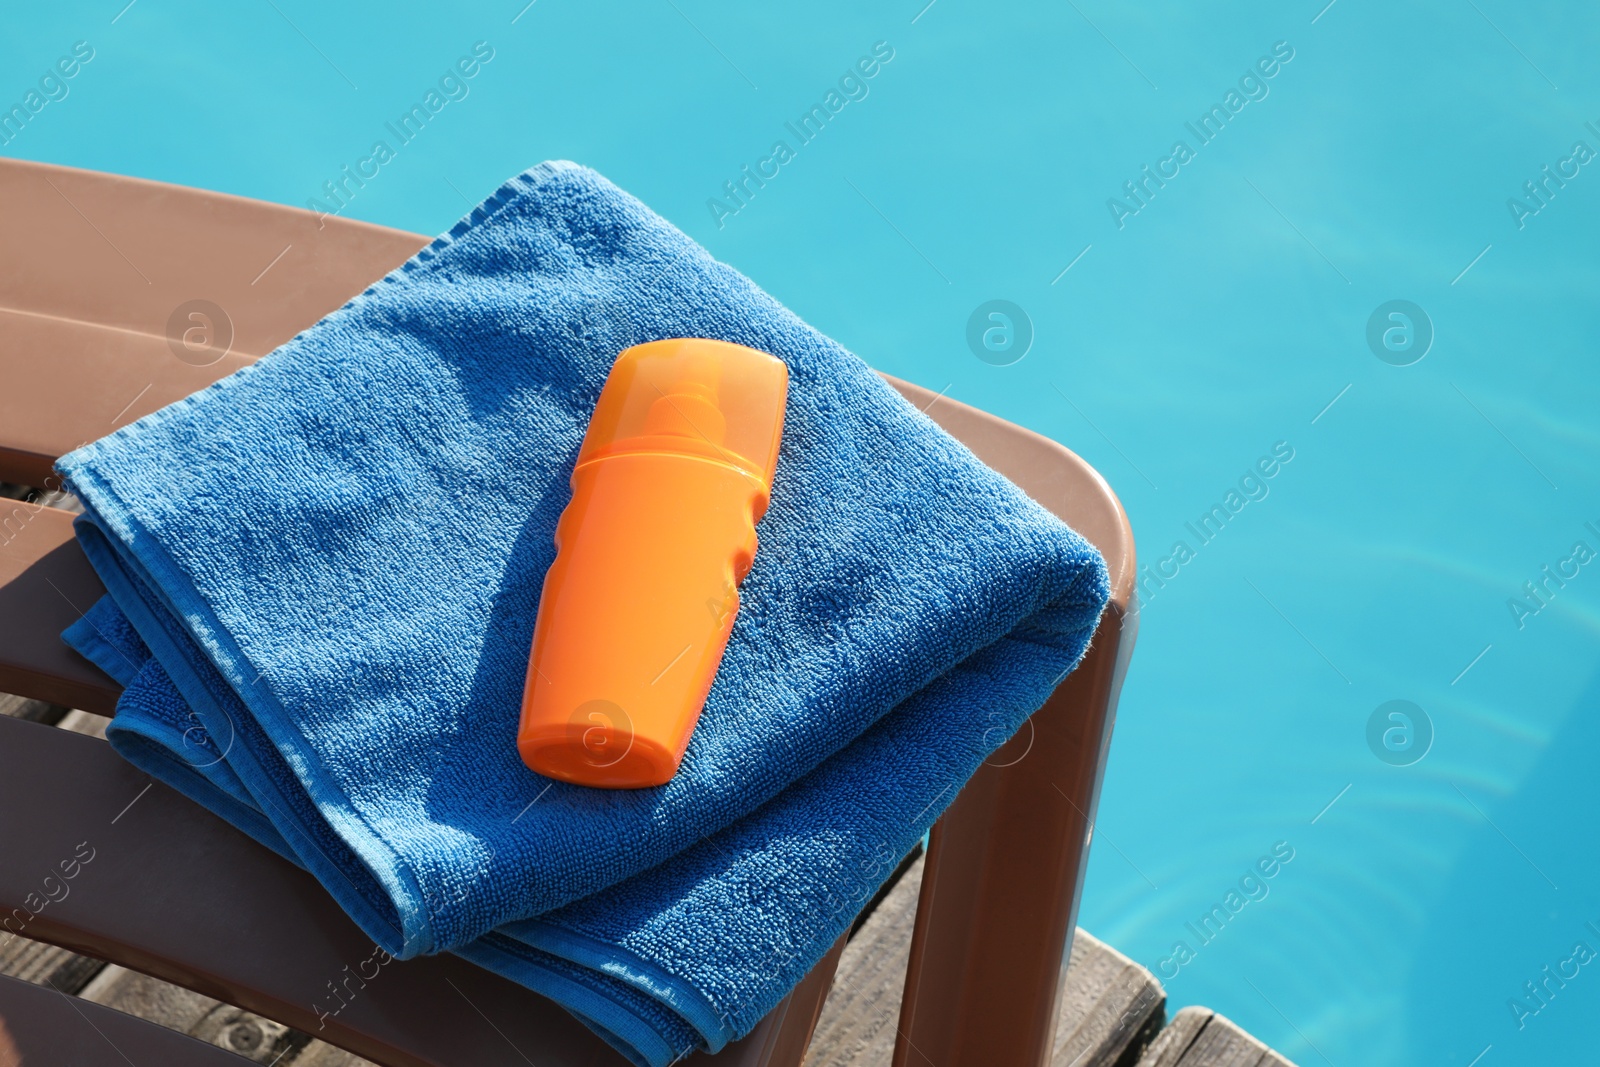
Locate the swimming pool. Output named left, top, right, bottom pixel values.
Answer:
left=5, top=1, right=1596, bottom=1062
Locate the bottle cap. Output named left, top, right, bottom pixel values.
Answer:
left=576, top=338, right=788, bottom=488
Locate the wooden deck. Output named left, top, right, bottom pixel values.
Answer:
left=803, top=851, right=1296, bottom=1067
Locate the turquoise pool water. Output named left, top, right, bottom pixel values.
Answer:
left=7, top=2, right=1597, bottom=1062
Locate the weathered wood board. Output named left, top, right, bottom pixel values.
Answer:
left=1134, top=1006, right=1297, bottom=1067
left=804, top=855, right=1167, bottom=1067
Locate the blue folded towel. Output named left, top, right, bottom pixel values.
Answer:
left=57, top=161, right=1109, bottom=1065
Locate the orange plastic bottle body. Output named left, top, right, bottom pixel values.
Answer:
left=518, top=339, right=788, bottom=788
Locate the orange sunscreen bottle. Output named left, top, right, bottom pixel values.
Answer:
left=517, top=338, right=789, bottom=788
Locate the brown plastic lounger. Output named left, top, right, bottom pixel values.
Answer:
left=0, top=159, right=1136, bottom=1067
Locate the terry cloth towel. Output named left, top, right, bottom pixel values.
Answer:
left=57, top=161, right=1110, bottom=1066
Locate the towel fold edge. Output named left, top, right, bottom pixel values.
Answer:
left=63, top=497, right=434, bottom=958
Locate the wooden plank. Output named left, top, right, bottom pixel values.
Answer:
left=1134, top=1007, right=1296, bottom=1067
left=1134, top=1008, right=1212, bottom=1067
left=803, top=856, right=1164, bottom=1067
left=0, top=691, right=66, bottom=725
left=292, top=1040, right=381, bottom=1066
left=58, top=709, right=109, bottom=739
left=1051, top=930, right=1165, bottom=1067
left=0, top=930, right=105, bottom=993
left=80, top=965, right=227, bottom=1035
left=188, top=998, right=300, bottom=1063
left=82, top=964, right=364, bottom=1064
